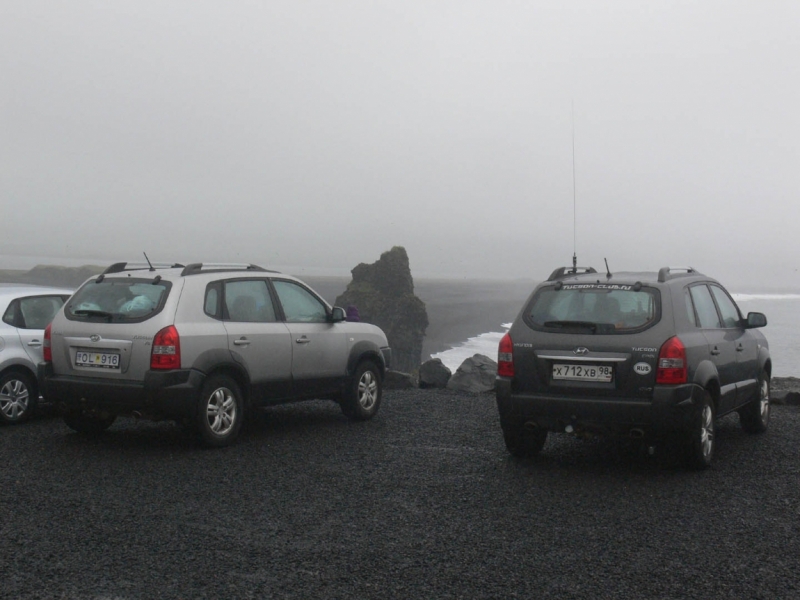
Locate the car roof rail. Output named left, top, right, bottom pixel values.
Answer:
left=547, top=266, right=598, bottom=281
left=657, top=266, right=700, bottom=282
left=100, top=262, right=186, bottom=275
left=179, top=263, right=276, bottom=277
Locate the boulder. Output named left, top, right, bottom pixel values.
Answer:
left=446, top=354, right=497, bottom=393
left=383, top=370, right=417, bottom=390
left=335, top=247, right=428, bottom=373
left=419, top=358, right=452, bottom=389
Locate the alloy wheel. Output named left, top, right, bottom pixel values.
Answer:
left=206, top=386, right=237, bottom=436
left=0, top=379, right=30, bottom=421
left=357, top=371, right=378, bottom=410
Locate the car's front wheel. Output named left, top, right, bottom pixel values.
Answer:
left=739, top=373, right=770, bottom=434
left=63, top=411, right=116, bottom=435
left=500, top=418, right=548, bottom=458
left=340, top=361, right=382, bottom=420
left=196, top=374, right=244, bottom=447
left=0, top=370, right=37, bottom=424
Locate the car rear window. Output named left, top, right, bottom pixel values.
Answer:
left=66, top=279, right=171, bottom=322
left=525, top=284, right=660, bottom=334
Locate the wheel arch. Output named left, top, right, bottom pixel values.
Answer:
left=347, top=341, right=386, bottom=377
left=693, top=359, right=721, bottom=412
left=0, top=363, right=39, bottom=396
left=190, top=349, right=251, bottom=406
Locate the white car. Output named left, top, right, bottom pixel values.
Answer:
left=0, top=284, right=72, bottom=423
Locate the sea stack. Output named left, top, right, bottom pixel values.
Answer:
left=335, top=246, right=428, bottom=373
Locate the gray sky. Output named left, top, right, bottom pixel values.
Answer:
left=2, top=1, right=799, bottom=287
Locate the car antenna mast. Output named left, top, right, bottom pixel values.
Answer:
left=571, top=100, right=578, bottom=274
left=143, top=252, right=155, bottom=272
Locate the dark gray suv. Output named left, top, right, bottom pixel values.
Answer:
left=40, top=262, right=391, bottom=447
left=495, top=266, right=770, bottom=468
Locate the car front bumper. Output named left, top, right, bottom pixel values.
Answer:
left=38, top=362, right=204, bottom=418
left=495, top=377, right=704, bottom=437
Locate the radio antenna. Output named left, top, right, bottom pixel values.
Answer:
left=143, top=251, right=155, bottom=271
left=571, top=100, right=578, bottom=273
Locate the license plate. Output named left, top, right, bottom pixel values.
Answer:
left=75, top=350, right=121, bottom=370
left=552, top=363, right=613, bottom=382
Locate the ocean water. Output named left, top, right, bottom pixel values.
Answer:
left=432, top=293, right=800, bottom=377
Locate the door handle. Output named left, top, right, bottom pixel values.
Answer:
left=27, top=340, right=42, bottom=347
left=295, top=336, right=311, bottom=344
left=233, top=338, right=250, bottom=346
left=710, top=347, right=720, bottom=356
left=736, top=344, right=744, bottom=352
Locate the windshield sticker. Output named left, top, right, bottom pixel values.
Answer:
left=561, top=284, right=634, bottom=291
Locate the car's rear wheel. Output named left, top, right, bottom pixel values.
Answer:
left=739, top=373, right=770, bottom=434
left=196, top=374, right=244, bottom=447
left=0, top=371, right=38, bottom=424
left=501, top=418, right=548, bottom=458
left=63, top=411, right=116, bottom=435
left=340, top=361, right=382, bottom=420
left=685, top=390, right=715, bottom=469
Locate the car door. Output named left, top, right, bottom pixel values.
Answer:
left=709, top=284, right=758, bottom=407
left=271, top=279, right=348, bottom=398
left=219, top=279, right=293, bottom=404
left=689, top=284, right=738, bottom=413
left=14, top=295, right=68, bottom=363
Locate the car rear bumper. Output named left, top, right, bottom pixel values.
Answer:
left=38, top=362, right=203, bottom=417
left=495, top=377, right=704, bottom=437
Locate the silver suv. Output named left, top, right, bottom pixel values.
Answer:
left=40, top=262, right=391, bottom=446
left=1, top=284, right=72, bottom=423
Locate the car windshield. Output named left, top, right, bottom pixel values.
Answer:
left=66, top=279, right=170, bottom=321
left=526, top=285, right=660, bottom=333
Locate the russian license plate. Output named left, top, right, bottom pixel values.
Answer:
left=552, top=363, right=613, bottom=382
left=75, top=350, right=121, bottom=369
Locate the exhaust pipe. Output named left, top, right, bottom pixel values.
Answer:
left=524, top=421, right=539, bottom=431
left=629, top=428, right=645, bottom=439
left=132, top=411, right=143, bottom=419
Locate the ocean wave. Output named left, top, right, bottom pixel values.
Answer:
left=732, top=293, right=800, bottom=302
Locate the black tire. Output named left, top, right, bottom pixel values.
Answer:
left=340, top=361, right=382, bottom=421
left=63, top=411, right=116, bottom=435
left=739, top=373, right=770, bottom=434
left=501, top=418, right=548, bottom=458
left=196, top=374, right=244, bottom=447
left=685, top=390, right=715, bottom=470
left=0, top=370, right=38, bottom=424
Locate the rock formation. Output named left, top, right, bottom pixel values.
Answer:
left=335, top=246, right=428, bottom=373
left=446, top=354, right=497, bottom=393
left=419, top=358, right=452, bottom=389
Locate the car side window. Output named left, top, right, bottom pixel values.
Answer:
left=684, top=290, right=698, bottom=327
left=18, top=296, right=65, bottom=329
left=204, top=282, right=221, bottom=318
left=689, top=285, right=721, bottom=329
left=710, top=285, right=742, bottom=328
left=272, top=280, right=327, bottom=323
left=224, top=280, right=276, bottom=323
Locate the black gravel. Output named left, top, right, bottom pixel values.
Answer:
left=2, top=390, right=799, bottom=599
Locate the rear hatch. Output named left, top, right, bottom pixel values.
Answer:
left=50, top=276, right=180, bottom=381
left=510, top=282, right=669, bottom=399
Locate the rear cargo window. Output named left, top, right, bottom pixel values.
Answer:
left=525, top=285, right=660, bottom=334
left=66, top=279, right=171, bottom=322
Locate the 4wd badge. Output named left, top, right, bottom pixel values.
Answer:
left=634, top=362, right=652, bottom=375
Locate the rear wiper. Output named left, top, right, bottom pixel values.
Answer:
left=72, top=309, right=114, bottom=321
left=543, top=320, right=598, bottom=332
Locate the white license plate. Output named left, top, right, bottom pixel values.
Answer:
left=75, top=350, right=121, bottom=370
left=552, top=363, right=613, bottom=382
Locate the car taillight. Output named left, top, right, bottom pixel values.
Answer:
left=656, top=336, right=687, bottom=384
left=43, top=323, right=52, bottom=362
left=498, top=332, right=514, bottom=377
left=151, top=325, right=181, bottom=370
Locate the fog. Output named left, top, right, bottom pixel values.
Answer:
left=2, top=1, right=798, bottom=288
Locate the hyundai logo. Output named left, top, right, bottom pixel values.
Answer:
left=90, top=335, right=100, bottom=343
left=573, top=347, right=589, bottom=356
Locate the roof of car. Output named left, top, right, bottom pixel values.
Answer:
left=546, top=266, right=710, bottom=286
left=0, top=283, right=74, bottom=298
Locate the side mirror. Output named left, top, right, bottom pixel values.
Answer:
left=329, top=306, right=346, bottom=323
left=746, top=312, right=767, bottom=328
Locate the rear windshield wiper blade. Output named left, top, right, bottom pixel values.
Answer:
left=543, top=320, right=598, bottom=332
left=72, top=309, right=114, bottom=320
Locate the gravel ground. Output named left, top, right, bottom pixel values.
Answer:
left=2, top=390, right=799, bottom=600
